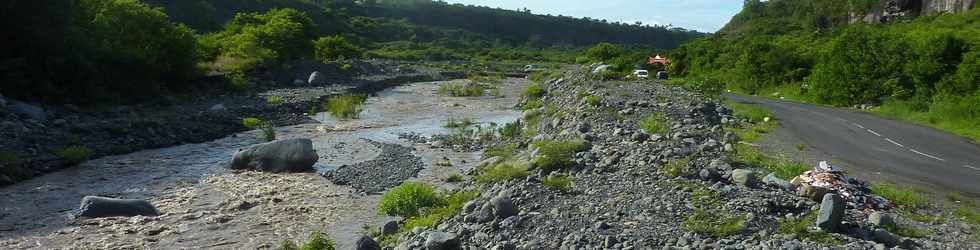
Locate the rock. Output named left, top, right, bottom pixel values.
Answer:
left=208, top=104, right=227, bottom=113
left=699, top=168, right=719, bottom=181
left=478, top=203, right=494, bottom=222
left=308, top=71, right=325, bottom=85
left=731, top=169, right=757, bottom=187
left=77, top=196, right=159, bottom=218
left=763, top=173, right=793, bottom=190
left=781, top=239, right=802, bottom=250
left=10, top=101, right=46, bottom=121
left=381, top=218, right=400, bottom=236
left=816, top=194, right=845, bottom=233
left=797, top=184, right=832, bottom=202
left=230, top=138, right=319, bottom=173
left=491, top=196, right=517, bottom=219
left=630, top=132, right=649, bottom=142
left=872, top=229, right=900, bottom=247
left=709, top=159, right=731, bottom=171
left=868, top=212, right=895, bottom=228
left=355, top=235, right=382, bottom=250
left=576, top=123, right=591, bottom=133
left=424, top=232, right=461, bottom=250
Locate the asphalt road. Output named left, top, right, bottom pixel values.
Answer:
left=726, top=94, right=980, bottom=197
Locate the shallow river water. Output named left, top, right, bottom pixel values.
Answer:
left=0, top=79, right=525, bottom=249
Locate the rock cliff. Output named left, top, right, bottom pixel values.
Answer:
left=852, top=0, right=976, bottom=23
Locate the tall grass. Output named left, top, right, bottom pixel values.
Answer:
left=532, top=139, right=588, bottom=171
left=871, top=182, right=926, bottom=209
left=438, top=82, right=484, bottom=97
left=324, top=94, right=366, bottom=119
left=378, top=182, right=444, bottom=218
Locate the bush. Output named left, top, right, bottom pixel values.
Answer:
left=498, top=120, right=522, bottom=139
left=438, top=83, right=484, bottom=97
left=314, top=36, right=363, bottom=62
left=583, top=95, right=600, bottom=106
left=639, top=113, right=671, bottom=135
left=57, top=145, right=93, bottom=165
left=586, top=43, right=623, bottom=62
left=523, top=83, right=546, bottom=99
left=243, top=118, right=276, bottom=142
left=444, top=117, right=475, bottom=128
left=242, top=117, right=263, bottom=128
left=267, top=95, right=283, bottom=106
left=532, top=139, right=588, bottom=171
left=280, top=232, right=336, bottom=250
left=444, top=173, right=463, bottom=183
left=323, top=94, right=366, bottom=119
left=205, top=8, right=316, bottom=71
left=378, top=182, right=445, bottom=218
left=403, top=190, right=478, bottom=230
left=477, top=162, right=530, bottom=183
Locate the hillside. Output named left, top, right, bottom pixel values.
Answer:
left=670, top=0, right=980, bottom=140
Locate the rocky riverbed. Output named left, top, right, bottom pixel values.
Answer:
left=389, top=68, right=980, bottom=249
left=0, top=77, right=527, bottom=249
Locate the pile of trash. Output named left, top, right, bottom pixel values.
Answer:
left=791, top=161, right=893, bottom=212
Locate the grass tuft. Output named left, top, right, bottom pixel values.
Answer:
left=57, top=145, right=92, bottom=165
left=662, top=157, right=690, bottom=178
left=682, top=208, right=747, bottom=237
left=378, top=182, right=445, bottom=218
left=871, top=182, right=926, bottom=210
left=639, top=113, right=671, bottom=135
left=323, top=94, right=366, bottom=119
left=778, top=212, right=840, bottom=244
left=267, top=95, right=283, bottom=106
left=476, top=162, right=529, bottom=183
left=542, top=176, right=571, bottom=192
left=438, top=82, right=485, bottom=97
left=532, top=139, right=588, bottom=171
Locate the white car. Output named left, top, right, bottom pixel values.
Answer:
left=633, top=70, right=649, bottom=79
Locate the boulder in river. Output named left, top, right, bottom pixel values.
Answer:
left=231, top=138, right=318, bottom=173
left=77, top=196, right=159, bottom=218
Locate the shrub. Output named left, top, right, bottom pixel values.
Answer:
left=476, top=162, right=530, bottom=183
left=57, top=145, right=93, bottom=165
left=639, top=113, right=671, bottom=135
left=378, top=182, right=445, bottom=218
left=444, top=117, right=475, bottom=128
left=242, top=117, right=263, bottom=128
left=402, top=190, right=478, bottom=230
left=498, top=120, right=522, bottom=139
left=212, top=8, right=316, bottom=69
left=542, top=176, right=571, bottom=192
left=586, top=43, right=623, bottom=62
left=523, top=83, right=546, bottom=99
left=662, top=157, right=690, bottom=177
left=778, top=213, right=839, bottom=244
left=438, top=83, right=484, bottom=97
left=243, top=118, right=276, bottom=142
left=532, top=139, right=588, bottom=171
left=279, top=232, right=336, bottom=250
left=314, top=35, right=363, bottom=62
left=323, top=94, right=366, bottom=119
left=267, top=95, right=283, bottom=106
left=583, top=95, right=600, bottom=106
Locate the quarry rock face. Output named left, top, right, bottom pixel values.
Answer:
left=851, top=0, right=976, bottom=24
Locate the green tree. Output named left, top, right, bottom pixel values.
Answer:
left=586, top=42, right=623, bottom=62
left=313, top=36, right=363, bottom=62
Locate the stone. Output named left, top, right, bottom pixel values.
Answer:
left=762, top=173, right=794, bottom=190
left=630, top=132, right=649, bottom=142
left=709, top=159, right=731, bottom=171
left=731, top=169, right=757, bottom=187
left=797, top=184, right=832, bottom=202
left=208, top=104, right=227, bottom=113
left=381, top=218, right=399, bottom=236
left=699, top=168, right=719, bottom=181
left=77, top=196, right=159, bottom=218
left=230, top=138, right=319, bottom=173
left=10, top=101, right=46, bottom=121
left=872, top=229, right=900, bottom=247
left=308, top=71, right=325, bottom=85
left=576, top=123, right=591, bottom=133
left=816, top=194, right=845, bottom=233
left=355, top=235, right=382, bottom=250
left=478, top=203, right=494, bottom=222
left=491, top=196, right=517, bottom=219
left=868, top=212, right=895, bottom=228
left=424, top=232, right=461, bottom=250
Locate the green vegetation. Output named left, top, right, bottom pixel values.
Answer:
left=542, top=176, right=571, bottom=192
left=871, top=182, right=926, bottom=210
left=532, top=139, right=588, bottom=171
left=444, top=173, right=463, bottom=183
left=267, top=95, right=283, bottom=106
left=498, top=120, right=523, bottom=140
left=884, top=223, right=930, bottom=238
left=583, top=95, right=601, bottom=107
left=485, top=143, right=519, bottom=159
left=661, top=157, right=690, bottom=178
left=733, top=144, right=809, bottom=180
left=279, top=232, right=336, bottom=250
left=778, top=212, right=840, bottom=244
left=672, top=1, right=980, bottom=141
left=402, top=190, right=479, bottom=230
left=438, top=83, right=485, bottom=97
left=313, top=35, right=363, bottom=62
left=57, top=145, right=93, bottom=165
left=682, top=187, right=747, bottom=237
left=586, top=43, right=623, bottom=62
left=444, top=117, right=475, bottom=129
left=639, top=113, right=671, bottom=135
left=242, top=117, right=263, bottom=128
left=243, top=117, right=276, bottom=142
left=0, top=151, right=28, bottom=179
left=323, top=94, right=366, bottom=119
left=476, top=162, right=530, bottom=183
left=200, top=8, right=316, bottom=72
left=378, top=182, right=444, bottom=218
left=725, top=101, right=770, bottom=123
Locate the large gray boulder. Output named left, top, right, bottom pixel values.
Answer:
left=10, top=101, right=46, bottom=121
left=731, top=169, right=758, bottom=187
left=77, top=196, right=159, bottom=218
left=491, top=196, right=517, bottom=219
left=231, top=138, right=318, bottom=172
left=424, top=232, right=461, bottom=250
left=816, top=193, right=845, bottom=232
left=763, top=173, right=794, bottom=190
left=355, top=235, right=382, bottom=250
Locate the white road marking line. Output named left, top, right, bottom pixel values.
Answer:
left=884, top=138, right=905, bottom=148
left=853, top=123, right=866, bottom=129
left=867, top=129, right=882, bottom=137
left=910, top=149, right=947, bottom=162
left=965, top=165, right=980, bottom=171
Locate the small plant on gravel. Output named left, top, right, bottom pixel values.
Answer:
left=778, top=213, right=839, bottom=244
left=378, top=182, right=445, bottom=218
left=953, top=202, right=980, bottom=226
left=484, top=143, right=518, bottom=159
left=445, top=173, right=464, bottom=183
left=402, top=190, right=479, bottom=230
left=523, top=83, right=546, bottom=99
left=279, top=231, right=336, bottom=250
left=682, top=208, right=747, bottom=237
left=242, top=117, right=263, bottom=128
left=532, top=139, right=588, bottom=171
left=477, top=162, right=529, bottom=183
left=583, top=95, right=600, bottom=106
left=438, top=82, right=484, bottom=97
left=324, top=94, right=366, bottom=119
left=243, top=117, right=276, bottom=142
left=542, top=176, right=571, bottom=192
left=498, top=120, right=522, bottom=139
left=444, top=117, right=475, bottom=128
left=732, top=144, right=808, bottom=180
left=661, top=157, right=690, bottom=178
left=57, top=145, right=92, bottom=165
left=639, top=113, right=671, bottom=135
left=267, top=95, right=283, bottom=106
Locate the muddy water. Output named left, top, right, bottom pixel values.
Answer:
left=0, top=79, right=526, bottom=249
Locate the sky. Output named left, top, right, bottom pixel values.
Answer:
left=441, top=0, right=744, bottom=33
